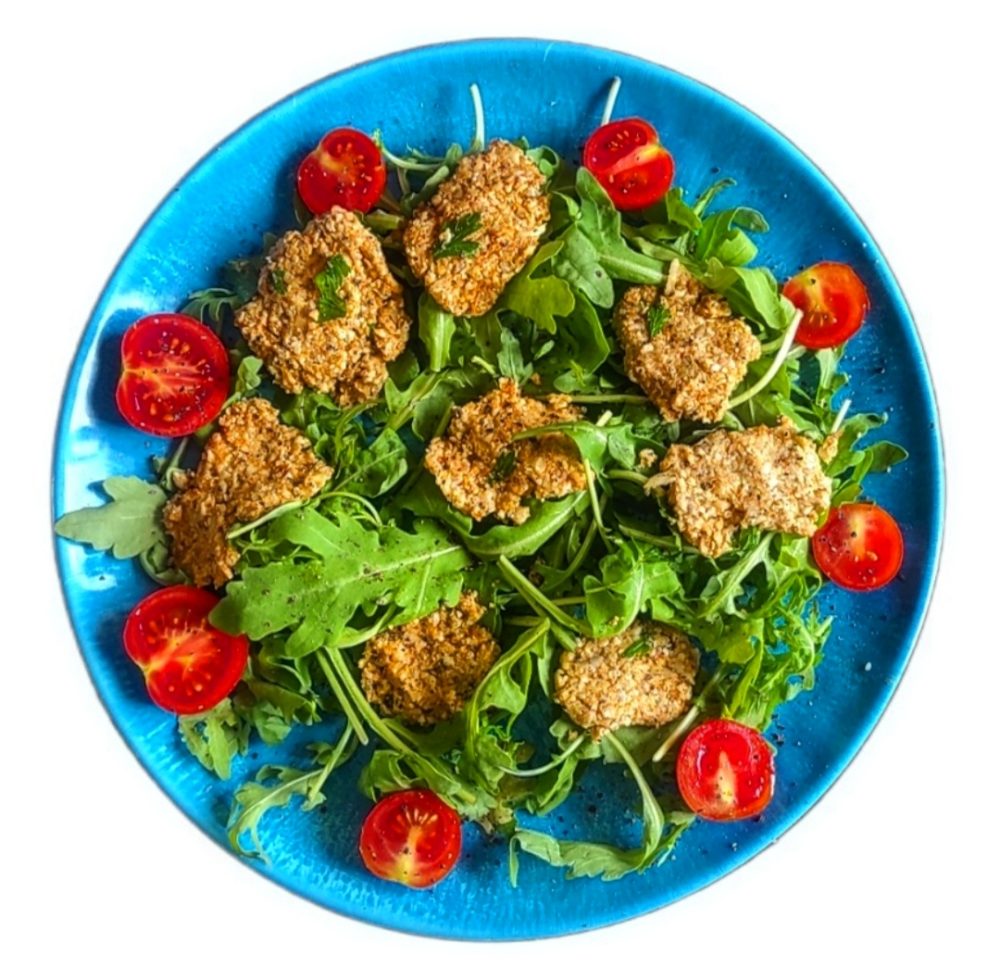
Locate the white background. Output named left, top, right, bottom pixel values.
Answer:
left=4, top=1, right=997, bottom=976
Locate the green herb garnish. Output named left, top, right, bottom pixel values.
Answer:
left=488, top=448, right=517, bottom=484
left=315, top=255, right=350, bottom=321
left=433, top=212, right=482, bottom=259
left=646, top=304, right=670, bottom=337
left=269, top=268, right=288, bottom=294
left=621, top=638, right=652, bottom=658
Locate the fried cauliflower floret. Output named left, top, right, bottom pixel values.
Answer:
left=403, top=140, right=549, bottom=316
left=555, top=622, right=699, bottom=741
left=424, top=378, right=586, bottom=525
left=614, top=260, right=761, bottom=423
left=163, top=398, right=331, bottom=587
left=235, top=207, right=410, bottom=405
left=359, top=593, right=500, bottom=726
left=658, top=419, right=832, bottom=558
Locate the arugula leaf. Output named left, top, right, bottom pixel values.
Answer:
left=338, top=428, right=409, bottom=497
left=418, top=293, right=457, bottom=372
left=234, top=355, right=263, bottom=396
left=212, top=507, right=471, bottom=648
left=699, top=258, right=796, bottom=333
left=315, top=255, right=350, bottom=321
left=227, top=728, right=356, bottom=859
left=500, top=240, right=576, bottom=333
left=177, top=699, right=249, bottom=780
left=55, top=477, right=166, bottom=559
left=692, top=207, right=768, bottom=267
left=433, top=213, right=482, bottom=259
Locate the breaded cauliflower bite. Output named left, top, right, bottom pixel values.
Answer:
left=359, top=593, right=500, bottom=726
left=555, top=622, right=699, bottom=741
left=658, top=419, right=832, bottom=558
left=403, top=140, right=550, bottom=316
left=163, top=398, right=332, bottom=587
left=424, top=377, right=586, bottom=524
left=614, top=260, right=761, bottom=423
left=235, top=208, right=410, bottom=405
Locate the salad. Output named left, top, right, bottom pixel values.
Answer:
left=55, top=80, right=907, bottom=889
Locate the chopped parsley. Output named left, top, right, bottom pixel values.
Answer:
left=488, top=448, right=517, bottom=484
left=315, top=255, right=351, bottom=321
left=622, top=637, right=652, bottom=658
left=433, top=212, right=482, bottom=259
left=269, top=268, right=288, bottom=295
left=646, top=304, right=670, bottom=338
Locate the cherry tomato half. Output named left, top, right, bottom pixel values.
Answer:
left=583, top=117, right=674, bottom=211
left=812, top=502, right=904, bottom=591
left=122, top=585, right=249, bottom=715
left=783, top=261, right=870, bottom=349
left=359, top=788, right=462, bottom=889
left=677, top=719, right=775, bottom=821
left=115, top=313, right=230, bottom=437
left=297, top=127, right=387, bottom=215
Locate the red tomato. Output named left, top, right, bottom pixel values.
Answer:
left=782, top=261, right=870, bottom=349
left=583, top=117, right=674, bottom=211
left=812, top=502, right=904, bottom=591
left=676, top=719, right=775, bottom=821
left=297, top=127, right=387, bottom=215
left=359, top=789, right=462, bottom=888
left=122, top=586, right=249, bottom=715
left=115, top=313, right=230, bottom=437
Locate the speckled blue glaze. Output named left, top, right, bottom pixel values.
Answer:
left=53, top=40, right=943, bottom=940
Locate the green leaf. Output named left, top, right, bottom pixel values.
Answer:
left=315, top=254, right=350, bottom=321
left=699, top=258, right=796, bottom=333
left=692, top=207, right=768, bottom=267
left=227, top=730, right=356, bottom=859
left=433, top=212, right=482, bottom=259
left=338, top=428, right=409, bottom=497
left=646, top=305, right=669, bottom=338
left=235, top=356, right=264, bottom=396
left=418, top=293, right=457, bottom=372
left=55, top=477, right=166, bottom=559
left=212, top=508, right=472, bottom=645
left=552, top=227, right=615, bottom=307
left=500, top=240, right=576, bottom=333
left=177, top=699, right=249, bottom=780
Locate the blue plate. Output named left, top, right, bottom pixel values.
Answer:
left=53, top=39, right=944, bottom=939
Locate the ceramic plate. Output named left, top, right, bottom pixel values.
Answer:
left=53, top=39, right=944, bottom=940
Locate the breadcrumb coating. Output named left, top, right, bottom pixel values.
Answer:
left=359, top=593, right=500, bottom=726
left=424, top=377, right=586, bottom=524
left=235, top=208, right=410, bottom=404
left=659, top=419, right=831, bottom=558
left=163, top=398, right=332, bottom=587
left=614, top=260, right=761, bottom=423
left=554, top=622, right=699, bottom=740
left=403, top=140, right=549, bottom=316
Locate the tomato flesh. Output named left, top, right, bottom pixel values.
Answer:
left=783, top=261, right=870, bottom=349
left=122, top=585, right=249, bottom=715
left=115, top=313, right=230, bottom=437
left=677, top=719, right=775, bottom=821
left=812, top=503, right=904, bottom=591
left=297, top=127, right=386, bottom=215
left=359, top=788, right=461, bottom=888
left=583, top=117, right=674, bottom=211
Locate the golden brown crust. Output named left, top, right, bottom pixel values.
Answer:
left=614, top=261, right=761, bottom=423
left=423, top=377, right=586, bottom=524
left=554, top=622, right=699, bottom=740
left=359, top=593, right=500, bottom=726
left=659, top=419, right=832, bottom=557
left=163, top=398, right=332, bottom=587
left=235, top=208, right=410, bottom=404
left=403, top=140, right=549, bottom=316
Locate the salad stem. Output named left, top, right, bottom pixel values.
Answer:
left=159, top=436, right=189, bottom=490
left=469, top=83, right=485, bottom=151
left=830, top=397, right=852, bottom=434
left=700, top=532, right=774, bottom=620
left=568, top=393, right=650, bottom=405
left=600, top=76, right=623, bottom=126
left=497, top=735, right=586, bottom=777
left=497, top=556, right=584, bottom=636
left=651, top=671, right=724, bottom=762
left=316, top=650, right=370, bottom=746
left=226, top=500, right=303, bottom=539
left=727, top=311, right=803, bottom=409
left=618, top=522, right=680, bottom=549
left=606, top=468, right=648, bottom=487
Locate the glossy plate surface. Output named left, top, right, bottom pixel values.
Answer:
left=53, top=39, right=944, bottom=940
